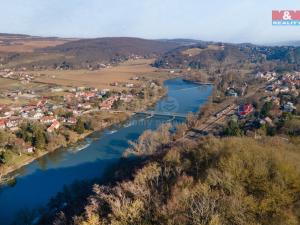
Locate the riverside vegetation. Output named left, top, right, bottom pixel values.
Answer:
left=36, top=118, right=300, bottom=225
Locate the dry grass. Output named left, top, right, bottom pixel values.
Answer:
left=0, top=38, right=69, bottom=53
left=182, top=45, right=224, bottom=57
left=31, top=59, right=169, bottom=89
left=0, top=78, right=20, bottom=89
left=182, top=48, right=204, bottom=57
left=207, top=44, right=223, bottom=51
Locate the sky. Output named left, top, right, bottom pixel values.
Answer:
left=0, top=0, right=300, bottom=44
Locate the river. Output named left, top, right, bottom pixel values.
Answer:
left=0, top=78, right=213, bottom=224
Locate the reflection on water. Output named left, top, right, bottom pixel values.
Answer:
left=0, top=78, right=213, bottom=224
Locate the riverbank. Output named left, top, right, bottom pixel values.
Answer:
left=0, top=78, right=215, bottom=224
left=182, top=78, right=214, bottom=85
left=0, top=86, right=168, bottom=183
left=0, top=111, right=132, bottom=183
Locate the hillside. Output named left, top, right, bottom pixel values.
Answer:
left=0, top=33, right=72, bottom=53
left=38, top=128, right=300, bottom=225
left=0, top=36, right=184, bottom=69
left=42, top=37, right=182, bottom=56
left=154, top=43, right=300, bottom=71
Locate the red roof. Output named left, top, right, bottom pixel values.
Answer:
left=0, top=119, right=6, bottom=126
left=238, top=104, right=253, bottom=116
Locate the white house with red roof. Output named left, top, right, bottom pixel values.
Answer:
left=47, top=120, right=60, bottom=133
left=100, top=96, right=119, bottom=110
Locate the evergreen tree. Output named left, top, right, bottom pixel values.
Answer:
left=74, top=119, right=85, bottom=134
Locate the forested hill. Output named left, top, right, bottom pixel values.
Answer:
left=0, top=35, right=186, bottom=69
left=40, top=37, right=183, bottom=61
left=39, top=126, right=300, bottom=225
left=154, top=43, right=300, bottom=71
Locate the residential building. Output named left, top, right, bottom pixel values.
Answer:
left=238, top=104, right=254, bottom=117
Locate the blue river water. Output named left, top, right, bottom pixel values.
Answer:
left=0, top=78, right=213, bottom=224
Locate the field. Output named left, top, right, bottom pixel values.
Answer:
left=0, top=35, right=72, bottom=53
left=182, top=44, right=224, bottom=56
left=31, top=59, right=170, bottom=89
left=0, top=78, right=22, bottom=89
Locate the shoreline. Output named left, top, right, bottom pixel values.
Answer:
left=0, top=113, right=131, bottom=184
left=0, top=89, right=167, bottom=184
left=182, top=78, right=213, bottom=85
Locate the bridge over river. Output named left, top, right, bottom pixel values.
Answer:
left=135, top=111, right=187, bottom=119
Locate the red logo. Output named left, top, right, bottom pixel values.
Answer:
left=272, top=10, right=300, bottom=20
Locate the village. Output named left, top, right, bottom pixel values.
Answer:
left=0, top=67, right=164, bottom=158
left=229, top=71, right=299, bottom=135
left=189, top=70, right=300, bottom=138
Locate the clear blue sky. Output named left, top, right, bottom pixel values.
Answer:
left=1, top=0, right=300, bottom=44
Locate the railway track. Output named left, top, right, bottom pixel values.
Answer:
left=193, top=104, right=237, bottom=134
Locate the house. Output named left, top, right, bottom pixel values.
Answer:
left=25, top=144, right=34, bottom=153
left=131, top=76, right=139, bottom=80
left=64, top=93, right=75, bottom=102
left=100, top=96, right=119, bottom=110
left=83, top=92, right=96, bottom=100
left=256, top=72, right=276, bottom=81
left=73, top=110, right=83, bottom=116
left=0, top=119, right=6, bottom=129
left=80, top=103, right=92, bottom=110
left=279, top=86, right=289, bottom=93
left=10, top=106, right=22, bottom=112
left=120, top=94, right=134, bottom=102
left=260, top=117, right=274, bottom=127
left=125, top=83, right=134, bottom=88
left=3, top=110, right=13, bottom=118
left=238, top=104, right=254, bottom=117
left=100, top=101, right=113, bottom=110
left=32, top=112, right=44, bottom=120
left=47, top=120, right=60, bottom=133
left=6, top=117, right=20, bottom=128
left=283, top=102, right=296, bottom=113
left=21, top=112, right=29, bottom=118
left=67, top=117, right=77, bottom=124
left=40, top=116, right=56, bottom=124
left=22, top=105, right=36, bottom=114
left=264, top=117, right=274, bottom=126
left=226, top=88, right=238, bottom=97
left=101, top=89, right=110, bottom=95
